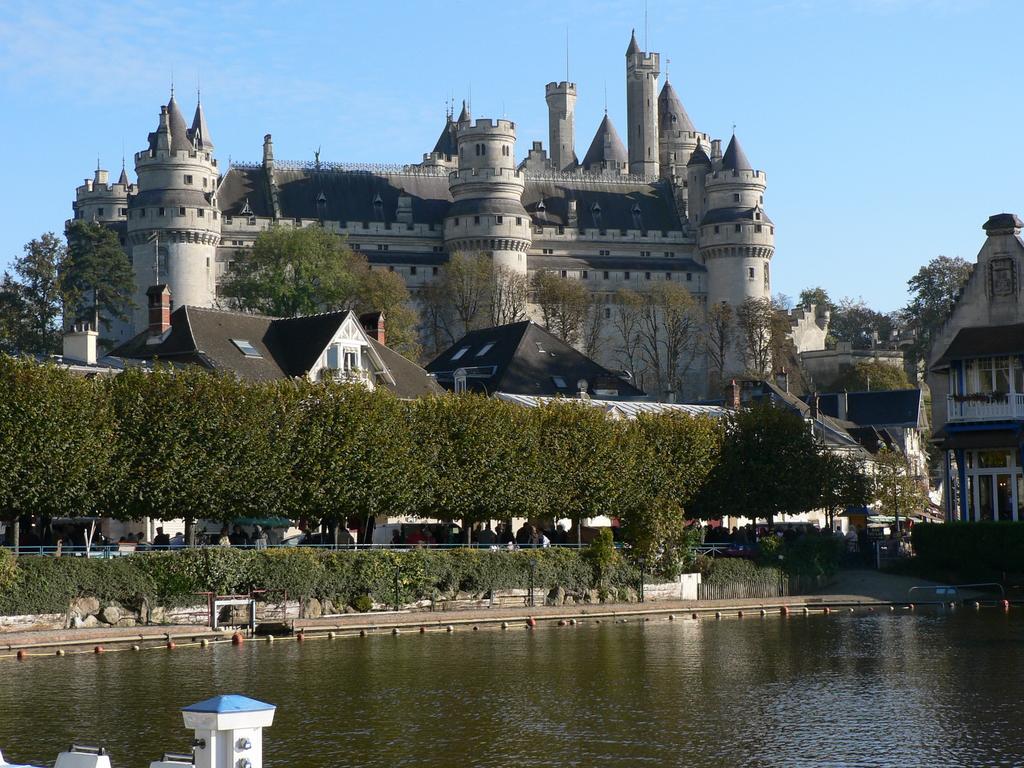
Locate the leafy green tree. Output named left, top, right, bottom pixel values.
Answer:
left=829, top=298, right=895, bottom=350
left=532, top=269, right=592, bottom=346
left=409, top=394, right=540, bottom=540
left=0, top=357, right=116, bottom=550
left=873, top=447, right=928, bottom=535
left=736, top=297, right=775, bottom=377
left=830, top=360, right=911, bottom=392
left=692, top=402, right=819, bottom=526
left=1, top=234, right=65, bottom=354
left=635, top=282, right=703, bottom=400
left=0, top=276, right=28, bottom=354
left=621, top=412, right=724, bottom=571
left=62, top=221, right=135, bottom=333
left=291, top=381, right=419, bottom=540
left=814, top=450, right=871, bottom=531
left=534, top=402, right=624, bottom=544
left=798, top=286, right=834, bottom=311
left=901, top=255, right=972, bottom=365
left=705, top=301, right=735, bottom=390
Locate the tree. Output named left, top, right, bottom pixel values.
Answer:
left=222, top=225, right=418, bottom=355
left=0, top=358, right=116, bottom=551
left=830, top=360, right=911, bottom=392
left=902, top=255, right=972, bottom=365
left=635, top=282, right=702, bottom=400
left=62, top=221, right=135, bottom=333
left=705, top=302, right=735, bottom=391
left=534, top=402, right=624, bottom=544
left=0, top=276, right=28, bottom=354
left=490, top=267, right=530, bottom=327
left=798, top=286, right=834, bottom=312
left=814, top=450, right=871, bottom=531
left=3, top=234, right=65, bottom=354
left=532, top=270, right=591, bottom=346
left=611, top=290, right=645, bottom=385
left=872, top=447, right=928, bottom=535
left=736, top=297, right=775, bottom=377
left=830, top=298, right=895, bottom=350
left=692, top=402, right=820, bottom=526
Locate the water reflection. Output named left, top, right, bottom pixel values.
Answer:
left=2, top=612, right=1024, bottom=767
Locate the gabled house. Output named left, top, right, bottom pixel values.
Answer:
left=112, top=286, right=441, bottom=397
left=426, top=320, right=645, bottom=400
left=928, top=214, right=1024, bottom=522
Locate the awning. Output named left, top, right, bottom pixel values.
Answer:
left=931, top=324, right=1024, bottom=369
left=933, top=425, right=1022, bottom=450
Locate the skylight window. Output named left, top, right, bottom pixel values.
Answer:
left=476, top=342, right=496, bottom=357
left=451, top=346, right=470, bottom=361
left=552, top=376, right=568, bottom=389
left=231, top=339, right=263, bottom=358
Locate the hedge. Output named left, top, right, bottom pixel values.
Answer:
left=912, top=522, right=1024, bottom=580
left=0, top=547, right=644, bottom=617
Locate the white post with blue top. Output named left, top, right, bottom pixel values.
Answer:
left=163, top=695, right=276, bottom=768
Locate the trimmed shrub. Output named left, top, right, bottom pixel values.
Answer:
left=913, top=522, right=1024, bottom=581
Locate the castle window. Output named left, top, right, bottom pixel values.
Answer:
left=516, top=217, right=522, bottom=225
left=388, top=266, right=394, bottom=272
left=184, top=174, right=193, bottom=185
left=734, top=224, right=741, bottom=232
left=410, top=266, right=417, bottom=275
left=686, top=272, right=692, bottom=282
left=213, top=211, right=218, bottom=220
left=432, top=267, right=439, bottom=275
left=224, top=216, right=232, bottom=224
left=497, top=216, right=503, bottom=224
left=604, top=307, right=611, bottom=319
left=664, top=251, right=674, bottom=257
left=202, top=177, right=207, bottom=188
left=433, top=246, right=444, bottom=253
left=197, top=209, right=204, bottom=218
left=645, top=272, right=651, bottom=280
left=352, top=243, right=361, bottom=250
left=713, top=225, right=719, bottom=234
left=748, top=267, right=755, bottom=279
left=603, top=271, right=609, bottom=280
left=624, top=271, right=631, bottom=280
left=178, top=207, right=186, bottom=217
left=599, top=249, right=610, bottom=256
left=119, top=207, right=127, bottom=216
left=474, top=216, right=480, bottom=225
left=560, top=270, right=567, bottom=278
left=755, top=212, right=761, bottom=220
left=665, top=273, right=672, bottom=280
left=542, top=248, right=554, bottom=255
left=755, top=225, right=763, bottom=233
left=733, top=193, right=740, bottom=202
left=582, top=270, right=588, bottom=279
left=139, top=209, right=146, bottom=217
left=640, top=250, right=651, bottom=257
left=454, top=218, right=460, bottom=226
left=97, top=208, right=104, bottom=216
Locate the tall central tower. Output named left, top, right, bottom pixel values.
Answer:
left=126, top=94, right=221, bottom=332
left=626, top=30, right=660, bottom=177
left=444, top=117, right=532, bottom=275
left=545, top=81, right=577, bottom=172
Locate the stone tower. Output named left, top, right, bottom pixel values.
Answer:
left=444, top=117, right=532, bottom=275
left=126, top=93, right=221, bottom=332
left=545, top=81, right=577, bottom=172
left=72, top=165, right=133, bottom=226
left=625, top=30, right=659, bottom=177
left=700, top=133, right=774, bottom=309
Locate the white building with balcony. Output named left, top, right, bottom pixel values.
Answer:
left=929, top=214, right=1024, bottom=521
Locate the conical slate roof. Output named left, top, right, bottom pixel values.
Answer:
left=687, top=141, right=711, bottom=167
left=658, top=81, right=695, bottom=134
left=166, top=94, right=192, bottom=153
left=457, top=100, right=471, bottom=123
left=626, top=29, right=641, bottom=56
left=721, top=134, right=753, bottom=172
left=431, top=115, right=458, bottom=157
left=118, top=167, right=130, bottom=186
left=190, top=101, right=213, bottom=150
left=582, top=114, right=627, bottom=170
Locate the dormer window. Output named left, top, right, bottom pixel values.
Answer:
left=231, top=339, right=262, bottom=358
left=476, top=342, right=495, bottom=357
left=451, top=346, right=470, bottom=361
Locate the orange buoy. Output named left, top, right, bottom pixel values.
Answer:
left=16, top=650, right=26, bottom=661
left=558, top=620, right=567, bottom=627
left=296, top=631, right=305, bottom=642
left=691, top=612, right=698, bottom=620
left=94, top=645, right=104, bottom=654
left=166, top=640, right=176, bottom=651
left=780, top=606, right=789, bottom=616
left=231, top=632, right=244, bottom=646
left=737, top=610, right=744, bottom=618
left=823, top=606, right=831, bottom=615
left=527, top=617, right=537, bottom=629
left=419, top=626, right=426, bottom=634
left=1002, top=599, right=1010, bottom=612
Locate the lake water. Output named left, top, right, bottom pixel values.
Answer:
left=2, top=609, right=1024, bottom=767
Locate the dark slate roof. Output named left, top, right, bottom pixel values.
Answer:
left=191, top=102, right=213, bottom=150
left=218, top=165, right=682, bottom=232
left=110, top=306, right=439, bottom=395
left=457, top=100, right=471, bottom=123
left=626, top=30, right=641, bottom=56
left=812, top=390, right=924, bottom=429
left=528, top=254, right=704, bottom=272
left=932, top=323, right=1024, bottom=368
left=166, top=95, right=192, bottom=153
left=721, top=135, right=753, bottom=172
left=581, top=115, right=628, bottom=171
left=426, top=321, right=646, bottom=399
left=118, top=167, right=130, bottom=186
left=741, top=379, right=863, bottom=451
left=431, top=116, right=458, bottom=157
left=687, top=143, right=711, bottom=167
left=700, top=206, right=773, bottom=226
left=658, top=81, right=696, bottom=134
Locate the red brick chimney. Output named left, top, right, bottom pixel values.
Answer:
left=359, top=311, right=386, bottom=345
left=146, top=284, right=171, bottom=337
left=727, top=379, right=741, bottom=410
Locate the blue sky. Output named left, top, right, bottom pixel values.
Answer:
left=1, top=0, right=1020, bottom=312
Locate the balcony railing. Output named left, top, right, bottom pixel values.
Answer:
left=947, top=392, right=1024, bottom=422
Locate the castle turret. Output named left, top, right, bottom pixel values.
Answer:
left=658, top=79, right=708, bottom=183
left=580, top=114, right=628, bottom=175
left=700, top=134, right=774, bottom=310
left=445, top=117, right=531, bottom=275
left=126, top=92, right=221, bottom=333
left=545, top=81, right=577, bottom=172
left=625, top=30, right=659, bottom=177
left=72, top=165, right=134, bottom=226
left=685, top=140, right=711, bottom=229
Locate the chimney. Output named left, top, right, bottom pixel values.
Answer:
left=262, top=134, right=274, bottom=168
left=359, top=311, right=386, bottom=345
left=775, top=368, right=789, bottom=393
left=146, top=284, right=171, bottom=338
left=727, top=378, right=741, bottom=410
left=63, top=324, right=98, bottom=366
left=567, top=198, right=578, bottom=226
left=838, top=391, right=848, bottom=421
left=710, top=138, right=723, bottom=164
left=396, top=192, right=413, bottom=225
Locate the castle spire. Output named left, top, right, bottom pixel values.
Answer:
left=626, top=29, right=641, bottom=56
left=191, top=99, right=213, bottom=150
left=457, top=99, right=471, bottom=124
left=721, top=134, right=752, bottom=172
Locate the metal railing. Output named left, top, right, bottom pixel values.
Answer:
left=1, top=541, right=599, bottom=557
left=947, top=392, right=1024, bottom=421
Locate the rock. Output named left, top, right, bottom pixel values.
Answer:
left=320, top=598, right=336, bottom=616
left=303, top=598, right=323, bottom=619
left=149, top=607, right=167, bottom=625
left=344, top=605, right=357, bottom=614
left=548, top=586, right=567, bottom=606
left=117, top=617, right=137, bottom=628
left=71, top=596, right=100, bottom=617
left=100, top=605, right=122, bottom=625
left=73, top=615, right=101, bottom=629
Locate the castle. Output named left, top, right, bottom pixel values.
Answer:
left=72, top=31, right=776, bottom=398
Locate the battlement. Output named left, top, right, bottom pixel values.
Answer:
left=706, top=168, right=766, bottom=186
left=76, top=180, right=132, bottom=199
left=545, top=81, right=577, bottom=96
left=457, top=118, right=517, bottom=138
left=661, top=130, right=711, bottom=146
left=627, top=51, right=660, bottom=72
left=449, top=166, right=525, bottom=184
left=134, top=148, right=218, bottom=168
